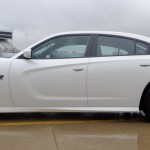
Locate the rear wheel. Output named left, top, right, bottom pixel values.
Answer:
left=143, top=89, right=150, bottom=118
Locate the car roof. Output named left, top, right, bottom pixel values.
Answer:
left=25, top=31, right=150, bottom=50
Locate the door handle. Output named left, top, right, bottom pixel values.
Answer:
left=73, top=68, right=84, bottom=71
left=140, top=64, right=150, bottom=67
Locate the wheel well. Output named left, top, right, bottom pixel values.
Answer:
left=139, top=82, right=150, bottom=110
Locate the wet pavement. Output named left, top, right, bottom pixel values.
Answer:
left=0, top=112, right=149, bottom=150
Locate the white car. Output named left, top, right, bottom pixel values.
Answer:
left=1, top=31, right=150, bottom=117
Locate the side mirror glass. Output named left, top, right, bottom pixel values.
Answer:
left=23, top=49, right=31, bottom=59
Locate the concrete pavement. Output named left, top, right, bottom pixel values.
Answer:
left=0, top=113, right=149, bottom=150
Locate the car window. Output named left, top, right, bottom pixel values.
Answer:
left=32, top=35, right=90, bottom=59
left=136, top=42, right=148, bottom=55
left=50, top=45, right=87, bottom=58
left=96, top=36, right=135, bottom=57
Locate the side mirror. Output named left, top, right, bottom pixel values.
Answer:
left=23, top=49, right=31, bottom=59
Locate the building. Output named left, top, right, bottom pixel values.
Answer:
left=0, top=30, right=19, bottom=58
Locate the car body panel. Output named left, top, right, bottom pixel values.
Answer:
left=87, top=56, right=150, bottom=107
left=0, top=107, right=139, bottom=113
left=10, top=58, right=89, bottom=107
left=0, top=58, right=13, bottom=106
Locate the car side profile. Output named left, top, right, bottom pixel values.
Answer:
left=1, top=31, right=150, bottom=117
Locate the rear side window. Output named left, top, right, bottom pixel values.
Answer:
left=136, top=42, right=148, bottom=55
left=96, top=36, right=135, bottom=57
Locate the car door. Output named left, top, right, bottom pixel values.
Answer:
left=10, top=35, right=92, bottom=107
left=87, top=35, right=150, bottom=107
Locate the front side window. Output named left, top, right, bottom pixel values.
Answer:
left=96, top=36, right=135, bottom=57
left=32, top=35, right=90, bottom=59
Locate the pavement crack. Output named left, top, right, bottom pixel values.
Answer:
left=47, top=113, right=59, bottom=150
left=51, top=124, right=59, bottom=150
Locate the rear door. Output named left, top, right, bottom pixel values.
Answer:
left=10, top=35, right=92, bottom=107
left=87, top=35, right=150, bottom=107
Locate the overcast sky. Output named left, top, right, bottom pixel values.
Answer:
left=0, top=0, right=150, bottom=50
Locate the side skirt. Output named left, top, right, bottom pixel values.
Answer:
left=0, top=107, right=139, bottom=113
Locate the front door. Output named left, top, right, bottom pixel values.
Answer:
left=10, top=35, right=91, bottom=107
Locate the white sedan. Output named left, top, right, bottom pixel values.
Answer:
left=1, top=31, right=150, bottom=117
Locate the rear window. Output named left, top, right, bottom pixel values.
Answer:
left=96, top=36, right=135, bottom=57
left=136, top=42, right=148, bottom=55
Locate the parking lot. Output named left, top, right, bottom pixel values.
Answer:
left=0, top=112, right=149, bottom=150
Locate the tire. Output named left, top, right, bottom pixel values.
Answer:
left=143, top=89, right=150, bottom=118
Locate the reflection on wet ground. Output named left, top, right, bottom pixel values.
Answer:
left=0, top=112, right=149, bottom=150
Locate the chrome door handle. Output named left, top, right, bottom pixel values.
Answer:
left=140, top=64, right=150, bottom=67
left=73, top=68, right=84, bottom=71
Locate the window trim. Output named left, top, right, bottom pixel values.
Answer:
left=91, top=34, right=150, bottom=57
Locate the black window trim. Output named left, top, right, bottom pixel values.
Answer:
left=91, top=34, right=150, bottom=57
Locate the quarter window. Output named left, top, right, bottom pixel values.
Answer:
left=96, top=36, right=135, bottom=57
left=32, top=35, right=90, bottom=59
left=136, top=42, right=148, bottom=55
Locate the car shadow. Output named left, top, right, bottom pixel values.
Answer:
left=0, top=112, right=148, bottom=123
